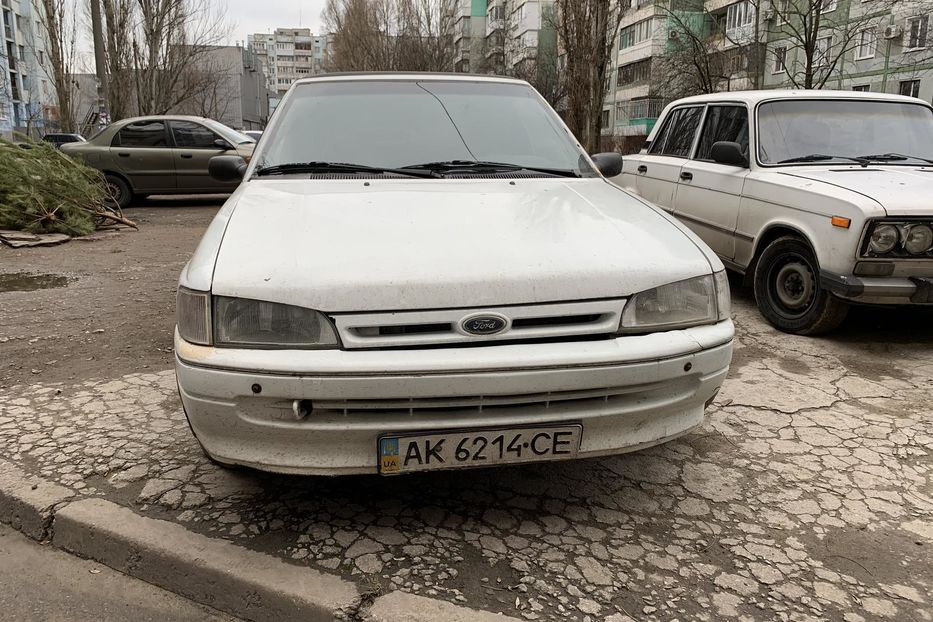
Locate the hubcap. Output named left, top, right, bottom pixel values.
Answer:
left=774, top=261, right=814, bottom=311
left=107, top=182, right=122, bottom=203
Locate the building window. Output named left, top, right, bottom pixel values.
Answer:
left=601, top=109, right=610, bottom=128
left=37, top=50, right=44, bottom=66
left=726, top=1, right=754, bottom=32
left=852, top=84, right=870, bottom=91
left=772, top=46, right=786, bottom=73
left=619, top=19, right=652, bottom=50
left=899, top=79, right=921, bottom=98
left=776, top=0, right=788, bottom=24
left=815, top=35, right=832, bottom=66
left=906, top=15, right=929, bottom=49
left=856, top=29, right=876, bottom=59
left=821, top=0, right=837, bottom=13
left=616, top=58, right=652, bottom=86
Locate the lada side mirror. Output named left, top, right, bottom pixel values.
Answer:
left=710, top=141, right=749, bottom=168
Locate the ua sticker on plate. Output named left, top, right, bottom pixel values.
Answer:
left=379, top=437, right=401, bottom=473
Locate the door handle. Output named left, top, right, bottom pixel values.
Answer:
left=637, top=165, right=648, bottom=174
left=680, top=171, right=693, bottom=181
left=180, top=153, right=193, bottom=159
left=117, top=152, right=130, bottom=157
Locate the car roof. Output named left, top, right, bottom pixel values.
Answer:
left=667, top=89, right=931, bottom=106
left=291, top=72, right=529, bottom=87
left=113, top=114, right=223, bottom=125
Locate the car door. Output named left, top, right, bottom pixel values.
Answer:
left=169, top=120, right=239, bottom=192
left=110, top=120, right=176, bottom=193
left=673, top=104, right=750, bottom=260
left=633, top=106, right=704, bottom=211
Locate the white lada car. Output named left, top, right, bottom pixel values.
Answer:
left=174, top=73, right=734, bottom=476
left=616, top=90, right=933, bottom=334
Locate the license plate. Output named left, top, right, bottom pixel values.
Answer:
left=377, top=425, right=582, bottom=475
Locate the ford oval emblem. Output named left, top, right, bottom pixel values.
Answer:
left=460, top=314, right=508, bottom=336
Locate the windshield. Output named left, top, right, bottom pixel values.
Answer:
left=758, top=99, right=933, bottom=165
left=203, top=119, right=254, bottom=144
left=255, top=80, right=595, bottom=176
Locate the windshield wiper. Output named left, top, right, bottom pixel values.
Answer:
left=855, top=153, right=933, bottom=165
left=402, top=160, right=580, bottom=178
left=777, top=154, right=870, bottom=166
left=253, top=162, right=438, bottom=178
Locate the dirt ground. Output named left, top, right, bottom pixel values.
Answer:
left=0, top=198, right=223, bottom=389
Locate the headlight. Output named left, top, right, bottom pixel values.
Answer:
left=213, top=297, right=339, bottom=348
left=868, top=224, right=899, bottom=254
left=904, top=224, right=933, bottom=255
left=620, top=272, right=728, bottom=333
left=177, top=287, right=212, bottom=345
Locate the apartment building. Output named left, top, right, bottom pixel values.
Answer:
left=449, top=0, right=557, bottom=75
left=248, top=28, right=330, bottom=97
left=602, top=0, right=933, bottom=149
left=603, top=0, right=667, bottom=144
left=0, top=0, right=56, bottom=138
left=763, top=0, right=933, bottom=101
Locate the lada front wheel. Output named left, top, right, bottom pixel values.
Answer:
left=754, top=236, right=849, bottom=335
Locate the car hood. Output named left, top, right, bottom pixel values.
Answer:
left=210, top=179, right=714, bottom=312
left=780, top=167, right=933, bottom=216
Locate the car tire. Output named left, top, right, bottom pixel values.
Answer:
left=753, top=236, right=849, bottom=335
left=104, top=174, right=132, bottom=210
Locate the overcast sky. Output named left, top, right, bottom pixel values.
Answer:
left=223, top=0, right=329, bottom=46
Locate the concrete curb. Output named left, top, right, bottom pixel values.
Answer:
left=0, top=459, right=74, bottom=540
left=53, top=498, right=360, bottom=622
left=367, top=591, right=521, bottom=621
left=0, top=467, right=521, bottom=622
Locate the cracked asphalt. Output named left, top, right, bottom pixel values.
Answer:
left=1, top=205, right=932, bottom=621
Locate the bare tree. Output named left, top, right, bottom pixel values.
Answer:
left=131, top=0, right=230, bottom=115
left=324, top=0, right=455, bottom=71
left=101, top=0, right=135, bottom=120
left=653, top=0, right=764, bottom=100
left=33, top=0, right=80, bottom=132
left=769, top=0, right=895, bottom=89
left=173, top=48, right=235, bottom=122
left=553, top=0, right=626, bottom=151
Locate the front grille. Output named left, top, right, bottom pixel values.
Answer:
left=313, top=381, right=665, bottom=416
left=511, top=314, right=603, bottom=329
left=331, top=299, right=625, bottom=349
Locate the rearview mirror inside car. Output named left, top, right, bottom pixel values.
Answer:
left=208, top=155, right=248, bottom=182
left=591, top=152, right=624, bottom=177
left=710, top=141, right=748, bottom=168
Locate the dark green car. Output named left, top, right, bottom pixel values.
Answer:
left=62, top=115, right=255, bottom=208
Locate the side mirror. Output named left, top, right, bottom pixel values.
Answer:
left=208, top=155, right=248, bottom=182
left=591, top=152, right=624, bottom=177
left=710, top=141, right=748, bottom=167
left=214, top=138, right=234, bottom=150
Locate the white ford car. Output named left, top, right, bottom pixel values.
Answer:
left=616, top=90, right=933, bottom=335
left=174, top=74, right=734, bottom=476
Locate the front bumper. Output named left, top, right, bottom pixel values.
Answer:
left=821, top=272, right=933, bottom=305
left=174, top=321, right=734, bottom=475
